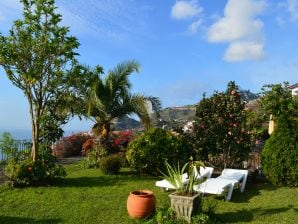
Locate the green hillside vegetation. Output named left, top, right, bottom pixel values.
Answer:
left=113, top=90, right=258, bottom=131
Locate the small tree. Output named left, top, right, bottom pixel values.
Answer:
left=260, top=83, right=298, bottom=186
left=193, top=81, right=252, bottom=168
left=85, top=61, right=161, bottom=148
left=0, top=0, right=79, bottom=161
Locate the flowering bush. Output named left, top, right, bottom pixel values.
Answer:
left=109, top=130, right=133, bottom=151
left=52, top=132, right=93, bottom=157
left=193, top=81, right=252, bottom=168
left=5, top=148, right=66, bottom=187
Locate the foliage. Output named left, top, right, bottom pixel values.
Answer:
left=153, top=207, right=210, bottom=224
left=79, top=145, right=108, bottom=169
left=260, top=83, right=298, bottom=186
left=261, top=116, right=298, bottom=186
left=52, top=133, right=92, bottom=157
left=109, top=129, right=134, bottom=151
left=99, top=154, right=121, bottom=175
left=126, top=128, right=192, bottom=175
left=193, top=81, right=252, bottom=168
left=160, top=160, right=204, bottom=195
left=260, top=82, right=298, bottom=118
left=0, top=0, right=80, bottom=161
left=0, top=132, right=17, bottom=159
left=5, top=147, right=66, bottom=187
left=85, top=61, right=161, bottom=147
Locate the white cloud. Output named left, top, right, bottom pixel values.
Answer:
left=207, top=0, right=266, bottom=62
left=56, top=0, right=152, bottom=42
left=224, top=41, right=265, bottom=62
left=171, top=0, right=202, bottom=20
left=287, top=0, right=298, bottom=22
left=187, top=18, right=202, bottom=34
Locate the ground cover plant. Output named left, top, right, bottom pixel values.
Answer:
left=0, top=162, right=297, bottom=224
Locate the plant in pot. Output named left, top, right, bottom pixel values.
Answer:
left=160, top=159, right=204, bottom=223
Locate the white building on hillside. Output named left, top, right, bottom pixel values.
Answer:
left=289, top=83, right=298, bottom=96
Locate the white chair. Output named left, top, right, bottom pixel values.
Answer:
left=155, top=166, right=214, bottom=191
left=193, top=168, right=248, bottom=201
left=194, top=166, right=214, bottom=180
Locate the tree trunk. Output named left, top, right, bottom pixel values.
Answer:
left=31, top=117, right=40, bottom=161
left=100, top=122, right=111, bottom=147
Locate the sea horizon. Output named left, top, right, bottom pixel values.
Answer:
left=0, top=128, right=89, bottom=141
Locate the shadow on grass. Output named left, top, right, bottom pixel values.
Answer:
left=228, top=182, right=278, bottom=203
left=58, top=174, right=156, bottom=188
left=212, top=206, right=296, bottom=223
left=0, top=216, right=61, bottom=224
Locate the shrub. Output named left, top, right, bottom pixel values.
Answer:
left=153, top=207, right=210, bottom=224
left=79, top=145, right=108, bottom=169
left=126, top=128, right=192, bottom=175
left=0, top=132, right=18, bottom=160
left=261, top=116, right=298, bottom=186
left=99, top=154, right=121, bottom=175
left=52, top=132, right=92, bottom=157
left=109, top=130, right=134, bottom=151
left=5, top=147, right=66, bottom=187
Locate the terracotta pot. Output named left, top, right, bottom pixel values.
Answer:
left=127, top=190, right=156, bottom=218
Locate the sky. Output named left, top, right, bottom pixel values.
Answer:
left=0, top=0, right=297, bottom=137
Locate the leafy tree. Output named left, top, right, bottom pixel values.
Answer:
left=0, top=0, right=79, bottom=161
left=86, top=61, right=161, bottom=147
left=260, top=83, right=298, bottom=186
left=193, top=81, right=252, bottom=168
left=0, top=132, right=17, bottom=158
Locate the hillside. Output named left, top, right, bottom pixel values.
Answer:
left=113, top=90, right=258, bottom=130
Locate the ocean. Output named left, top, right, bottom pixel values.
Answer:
left=0, top=129, right=86, bottom=141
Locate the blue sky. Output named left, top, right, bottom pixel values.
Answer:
left=0, top=0, right=298, bottom=135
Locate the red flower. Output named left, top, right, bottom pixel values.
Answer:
left=28, top=166, right=33, bottom=172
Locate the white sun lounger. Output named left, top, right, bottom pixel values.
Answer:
left=193, top=168, right=248, bottom=201
left=155, top=166, right=214, bottom=191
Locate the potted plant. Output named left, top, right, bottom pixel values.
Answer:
left=160, top=159, right=204, bottom=223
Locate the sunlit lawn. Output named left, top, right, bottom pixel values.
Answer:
left=0, top=163, right=297, bottom=223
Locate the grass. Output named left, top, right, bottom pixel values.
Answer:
left=0, top=163, right=297, bottom=224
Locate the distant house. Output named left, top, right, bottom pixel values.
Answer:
left=289, top=83, right=298, bottom=96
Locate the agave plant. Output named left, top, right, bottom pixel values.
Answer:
left=161, top=159, right=205, bottom=195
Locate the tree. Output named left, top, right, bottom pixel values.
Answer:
left=193, top=81, right=252, bottom=168
left=86, top=60, right=161, bottom=147
left=0, top=0, right=79, bottom=161
left=260, top=83, right=298, bottom=186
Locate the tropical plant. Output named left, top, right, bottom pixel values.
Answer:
left=86, top=61, right=161, bottom=147
left=0, top=0, right=79, bottom=161
left=160, top=160, right=204, bottom=196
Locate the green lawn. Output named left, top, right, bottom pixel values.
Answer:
left=0, top=163, right=297, bottom=224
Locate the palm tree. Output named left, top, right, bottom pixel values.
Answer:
left=86, top=60, right=161, bottom=145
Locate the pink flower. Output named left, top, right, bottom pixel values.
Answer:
left=228, top=131, right=232, bottom=135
